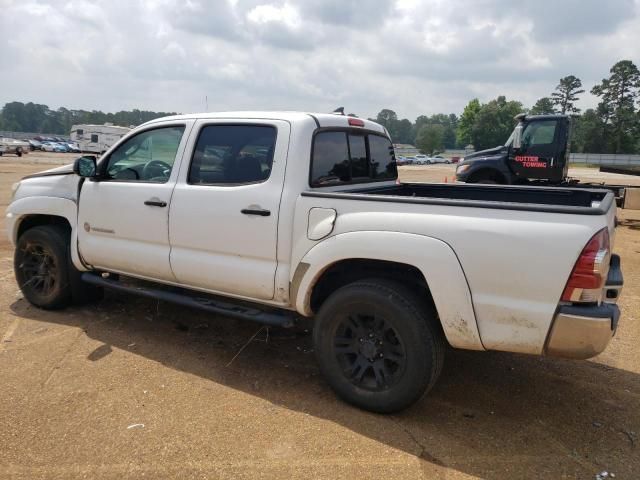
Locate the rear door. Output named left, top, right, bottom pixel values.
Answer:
left=509, top=119, right=560, bottom=180
left=168, top=120, right=290, bottom=300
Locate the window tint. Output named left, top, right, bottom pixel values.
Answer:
left=369, top=134, right=397, bottom=179
left=311, top=132, right=350, bottom=185
left=349, top=134, right=368, bottom=179
left=105, top=126, right=185, bottom=183
left=189, top=125, right=277, bottom=185
left=311, top=131, right=396, bottom=186
left=522, top=120, right=557, bottom=147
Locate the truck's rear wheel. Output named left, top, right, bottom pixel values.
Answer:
left=15, top=225, right=102, bottom=309
left=313, top=278, right=444, bottom=413
left=16, top=147, right=23, bottom=157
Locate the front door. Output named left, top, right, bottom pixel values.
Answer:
left=509, top=119, right=560, bottom=180
left=77, top=123, right=190, bottom=281
left=168, top=120, right=290, bottom=300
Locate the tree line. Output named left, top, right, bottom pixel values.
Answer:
left=0, top=102, right=176, bottom=136
left=371, top=59, right=640, bottom=155
left=1, top=60, right=638, bottom=153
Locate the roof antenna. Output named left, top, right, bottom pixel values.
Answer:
left=333, top=107, right=345, bottom=115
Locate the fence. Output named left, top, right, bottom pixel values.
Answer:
left=0, top=130, right=70, bottom=141
left=569, top=153, right=640, bottom=166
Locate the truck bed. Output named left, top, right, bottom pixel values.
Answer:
left=302, top=183, right=614, bottom=215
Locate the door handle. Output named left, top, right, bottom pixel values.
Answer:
left=144, top=199, right=167, bottom=207
left=241, top=208, right=271, bottom=217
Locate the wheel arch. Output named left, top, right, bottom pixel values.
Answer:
left=7, top=196, right=87, bottom=272
left=292, top=231, right=484, bottom=350
left=467, top=167, right=508, bottom=184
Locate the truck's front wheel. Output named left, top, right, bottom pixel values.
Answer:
left=15, top=226, right=73, bottom=309
left=15, top=225, right=103, bottom=309
left=313, top=279, right=445, bottom=413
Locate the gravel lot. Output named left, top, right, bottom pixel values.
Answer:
left=1, top=153, right=639, bottom=479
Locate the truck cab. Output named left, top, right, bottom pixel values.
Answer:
left=456, top=114, right=571, bottom=184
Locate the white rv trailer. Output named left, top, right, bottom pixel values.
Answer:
left=70, top=123, right=131, bottom=154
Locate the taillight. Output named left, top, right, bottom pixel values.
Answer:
left=348, top=118, right=365, bottom=127
left=561, top=228, right=610, bottom=303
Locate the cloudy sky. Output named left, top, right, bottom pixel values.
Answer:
left=1, top=0, right=639, bottom=120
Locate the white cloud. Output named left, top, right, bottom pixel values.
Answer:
left=0, top=0, right=638, bottom=120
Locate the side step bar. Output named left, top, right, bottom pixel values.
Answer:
left=81, top=273, right=296, bottom=328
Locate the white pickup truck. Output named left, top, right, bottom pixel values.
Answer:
left=7, top=111, right=623, bottom=412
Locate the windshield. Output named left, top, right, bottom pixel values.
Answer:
left=504, top=127, right=517, bottom=147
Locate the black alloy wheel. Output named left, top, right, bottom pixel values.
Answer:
left=333, top=312, right=407, bottom=391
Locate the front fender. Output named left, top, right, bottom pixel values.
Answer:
left=6, top=196, right=87, bottom=272
left=294, top=231, right=484, bottom=351
left=457, top=157, right=513, bottom=183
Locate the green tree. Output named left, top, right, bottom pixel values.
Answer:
left=0, top=101, right=177, bottom=134
left=456, top=98, right=481, bottom=147
left=572, top=109, right=607, bottom=153
left=414, top=113, right=458, bottom=149
left=591, top=60, right=640, bottom=153
left=471, top=96, right=523, bottom=150
left=551, top=75, right=584, bottom=114
left=530, top=97, right=555, bottom=115
left=371, top=109, right=416, bottom=144
left=416, top=124, right=444, bottom=154
left=394, top=118, right=414, bottom=144
left=375, top=109, right=398, bottom=127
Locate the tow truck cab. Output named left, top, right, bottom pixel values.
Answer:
left=456, top=114, right=571, bottom=184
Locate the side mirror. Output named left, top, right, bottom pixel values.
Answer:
left=73, top=156, right=97, bottom=178
left=513, top=124, right=523, bottom=150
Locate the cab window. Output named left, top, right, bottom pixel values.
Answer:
left=104, top=126, right=185, bottom=183
left=188, top=125, right=276, bottom=185
left=311, top=131, right=396, bottom=186
left=521, top=120, right=557, bottom=147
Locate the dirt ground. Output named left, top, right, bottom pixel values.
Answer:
left=1, top=154, right=639, bottom=479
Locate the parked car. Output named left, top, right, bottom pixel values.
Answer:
left=7, top=111, right=623, bottom=413
left=414, top=154, right=429, bottom=164
left=0, top=138, right=29, bottom=157
left=28, top=140, right=43, bottom=151
left=431, top=155, right=452, bottom=164
left=41, top=142, right=68, bottom=153
left=66, top=143, right=81, bottom=153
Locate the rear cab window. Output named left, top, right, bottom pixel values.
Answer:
left=311, top=130, right=397, bottom=187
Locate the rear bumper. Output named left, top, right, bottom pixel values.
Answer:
left=546, top=304, right=620, bottom=359
left=546, top=255, right=623, bottom=359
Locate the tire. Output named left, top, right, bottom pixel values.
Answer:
left=313, top=278, right=445, bottom=413
left=14, top=225, right=102, bottom=309
left=16, top=147, right=22, bottom=157
left=472, top=178, right=498, bottom=184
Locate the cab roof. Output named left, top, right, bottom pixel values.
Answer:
left=140, top=111, right=387, bottom=134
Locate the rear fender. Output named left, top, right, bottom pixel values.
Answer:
left=294, top=231, right=484, bottom=350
